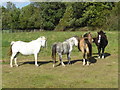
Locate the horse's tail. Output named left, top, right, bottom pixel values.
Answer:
left=78, top=41, right=81, bottom=51
left=52, top=43, right=57, bottom=67
left=8, top=41, right=15, bottom=56
left=11, top=41, right=15, bottom=45
left=84, top=38, right=92, bottom=57
left=89, top=43, right=92, bottom=57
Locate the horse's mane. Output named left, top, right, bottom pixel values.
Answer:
left=73, top=36, right=80, bottom=42
left=65, top=37, right=73, bottom=42
left=83, top=33, right=88, bottom=37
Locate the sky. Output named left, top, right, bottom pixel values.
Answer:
left=1, top=0, right=31, bottom=8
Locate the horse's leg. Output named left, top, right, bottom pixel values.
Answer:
left=53, top=58, right=56, bottom=68
left=67, top=53, right=71, bottom=65
left=14, top=52, right=19, bottom=67
left=59, top=53, right=65, bottom=67
left=53, top=60, right=55, bottom=68
left=83, top=53, right=86, bottom=65
left=102, top=47, right=105, bottom=59
left=14, top=57, right=18, bottom=67
left=86, top=53, right=90, bottom=65
left=10, top=52, right=17, bottom=67
left=98, top=47, right=101, bottom=58
left=34, top=53, right=39, bottom=67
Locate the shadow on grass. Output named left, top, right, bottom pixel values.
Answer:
left=93, top=53, right=111, bottom=58
left=104, top=53, right=111, bottom=58
left=20, top=60, right=53, bottom=66
left=89, top=57, right=97, bottom=63
left=70, top=57, right=97, bottom=65
left=20, top=53, right=110, bottom=67
left=55, top=57, right=97, bottom=67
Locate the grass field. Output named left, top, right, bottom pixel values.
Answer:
left=2, top=31, right=118, bottom=88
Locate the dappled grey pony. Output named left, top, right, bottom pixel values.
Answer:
left=52, top=36, right=79, bottom=67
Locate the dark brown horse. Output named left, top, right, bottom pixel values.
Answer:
left=93, top=30, right=108, bottom=58
left=78, top=32, right=92, bottom=65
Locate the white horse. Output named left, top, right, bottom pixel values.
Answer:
left=10, top=36, right=47, bottom=67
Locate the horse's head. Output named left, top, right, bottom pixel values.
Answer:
left=97, top=30, right=106, bottom=44
left=39, top=36, right=47, bottom=47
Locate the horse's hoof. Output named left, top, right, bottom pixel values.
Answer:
left=102, top=56, right=104, bottom=59
left=62, top=62, right=65, bottom=67
left=87, top=64, right=89, bottom=65
left=10, top=65, right=13, bottom=67
left=53, top=64, right=55, bottom=68
left=15, top=65, right=19, bottom=67
left=35, top=64, right=39, bottom=67
left=98, top=56, right=101, bottom=58
left=83, top=62, right=86, bottom=65
left=83, top=63, right=85, bottom=65
left=62, top=65, right=66, bottom=67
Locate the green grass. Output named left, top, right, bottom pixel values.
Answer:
left=2, top=31, right=118, bottom=88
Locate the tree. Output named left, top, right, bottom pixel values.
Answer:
left=2, top=2, right=20, bottom=30
left=19, top=4, right=36, bottom=29
left=6, top=2, right=16, bottom=11
left=2, top=6, right=9, bottom=29
left=74, top=2, right=115, bottom=29
left=2, top=2, right=117, bottom=31
left=104, top=2, right=118, bottom=30
left=32, top=2, right=66, bottom=30
left=54, top=3, right=75, bottom=31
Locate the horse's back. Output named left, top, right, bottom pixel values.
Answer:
left=55, top=42, right=70, bottom=54
left=100, top=34, right=108, bottom=47
left=62, top=42, right=70, bottom=53
left=79, top=38, right=92, bottom=55
left=79, top=38, right=86, bottom=52
left=11, top=41, right=40, bottom=55
left=102, top=38, right=108, bottom=47
left=12, top=41, right=29, bottom=48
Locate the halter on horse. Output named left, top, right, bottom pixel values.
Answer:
left=93, top=30, right=108, bottom=58
left=52, top=36, right=78, bottom=67
left=9, top=36, right=47, bottom=67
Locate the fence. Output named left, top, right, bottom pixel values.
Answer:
left=2, top=29, right=44, bottom=33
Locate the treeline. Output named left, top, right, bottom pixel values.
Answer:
left=2, top=2, right=118, bottom=31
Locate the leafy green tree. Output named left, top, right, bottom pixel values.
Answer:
left=19, top=4, right=36, bottom=29
left=104, top=2, right=118, bottom=30
left=2, top=2, right=117, bottom=31
left=32, top=2, right=66, bottom=30
left=74, top=2, right=115, bottom=28
left=9, top=8, right=20, bottom=30
left=6, top=2, right=16, bottom=11
left=55, top=3, right=75, bottom=31
left=2, top=6, right=9, bottom=29
left=2, top=2, right=20, bottom=30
